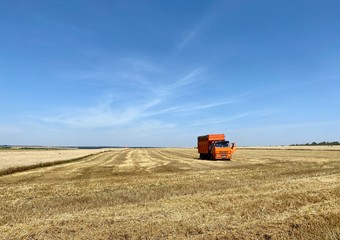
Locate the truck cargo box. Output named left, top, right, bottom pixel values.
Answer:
left=197, top=134, right=225, bottom=154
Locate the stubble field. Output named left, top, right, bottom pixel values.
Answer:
left=0, top=147, right=339, bottom=239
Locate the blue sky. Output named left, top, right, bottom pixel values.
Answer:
left=1, top=0, right=340, bottom=147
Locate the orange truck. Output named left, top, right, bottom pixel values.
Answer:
left=197, top=134, right=237, bottom=160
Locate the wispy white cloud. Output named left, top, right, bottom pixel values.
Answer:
left=68, top=58, right=160, bottom=87
left=175, top=99, right=241, bottom=113
left=142, top=99, right=239, bottom=118
left=173, top=68, right=202, bottom=87
left=38, top=65, right=250, bottom=129
left=67, top=57, right=205, bottom=100
left=41, top=98, right=161, bottom=128
left=188, top=112, right=253, bottom=127
left=39, top=54, right=248, bottom=131
left=176, top=1, right=225, bottom=51
left=40, top=95, right=240, bottom=128
left=177, top=22, right=205, bottom=50
left=123, top=58, right=159, bottom=73
left=154, top=68, right=204, bottom=97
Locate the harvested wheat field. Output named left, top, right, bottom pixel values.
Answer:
left=0, top=147, right=339, bottom=239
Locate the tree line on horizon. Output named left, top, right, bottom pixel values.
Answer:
left=290, top=141, right=340, bottom=146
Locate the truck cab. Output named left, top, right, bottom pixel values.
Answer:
left=210, top=141, right=235, bottom=160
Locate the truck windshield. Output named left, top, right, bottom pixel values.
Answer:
left=215, top=141, right=229, bottom=147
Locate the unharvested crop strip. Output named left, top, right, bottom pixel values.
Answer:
left=0, top=151, right=113, bottom=177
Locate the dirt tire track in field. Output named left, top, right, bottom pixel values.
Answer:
left=0, top=148, right=239, bottom=183
left=142, top=149, right=171, bottom=170
left=0, top=148, right=264, bottom=186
